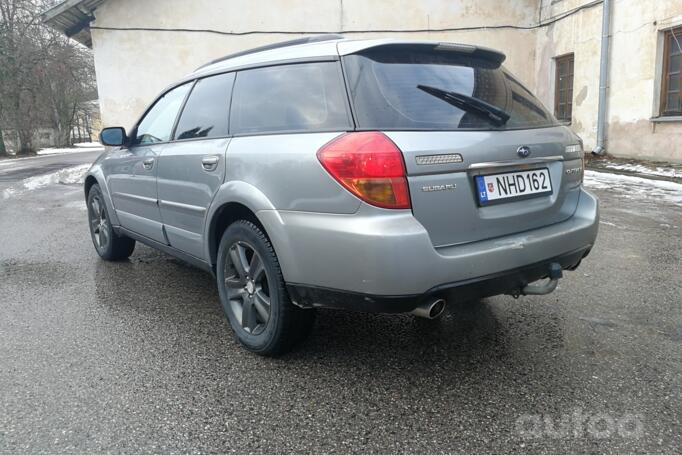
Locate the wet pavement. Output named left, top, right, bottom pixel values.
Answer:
left=0, top=155, right=680, bottom=454
left=0, top=151, right=102, bottom=183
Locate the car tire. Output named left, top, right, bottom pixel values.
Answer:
left=87, top=184, right=135, bottom=261
left=216, top=220, right=315, bottom=356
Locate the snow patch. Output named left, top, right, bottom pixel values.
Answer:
left=74, top=142, right=101, bottom=148
left=23, top=164, right=90, bottom=190
left=2, top=164, right=90, bottom=200
left=601, top=162, right=678, bottom=179
left=584, top=170, right=682, bottom=206
left=1, top=144, right=102, bottom=164
left=36, top=146, right=103, bottom=156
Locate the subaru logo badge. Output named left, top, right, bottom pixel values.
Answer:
left=517, top=146, right=531, bottom=158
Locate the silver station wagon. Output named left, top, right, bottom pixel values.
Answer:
left=87, top=35, right=599, bottom=355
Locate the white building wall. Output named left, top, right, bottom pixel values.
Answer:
left=607, top=0, right=682, bottom=162
left=90, top=0, right=539, bottom=129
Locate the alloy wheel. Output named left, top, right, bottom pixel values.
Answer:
left=223, top=241, right=272, bottom=335
left=89, top=195, right=109, bottom=250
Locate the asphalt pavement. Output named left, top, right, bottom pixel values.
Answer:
left=0, top=150, right=103, bottom=183
left=0, top=152, right=680, bottom=454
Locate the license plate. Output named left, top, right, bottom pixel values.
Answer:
left=475, top=168, right=552, bottom=205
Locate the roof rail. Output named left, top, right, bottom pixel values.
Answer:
left=196, top=34, right=345, bottom=70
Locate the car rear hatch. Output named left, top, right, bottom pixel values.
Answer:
left=341, top=41, right=583, bottom=247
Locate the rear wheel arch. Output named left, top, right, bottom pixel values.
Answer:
left=215, top=218, right=315, bottom=355
left=208, top=202, right=268, bottom=271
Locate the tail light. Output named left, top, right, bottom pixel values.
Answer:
left=317, top=132, right=411, bottom=209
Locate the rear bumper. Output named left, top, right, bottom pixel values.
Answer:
left=258, top=188, right=598, bottom=310
left=287, top=247, right=590, bottom=312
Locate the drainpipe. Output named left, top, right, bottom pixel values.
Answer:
left=594, top=0, right=612, bottom=155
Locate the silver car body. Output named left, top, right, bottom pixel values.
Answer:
left=86, top=37, right=598, bottom=310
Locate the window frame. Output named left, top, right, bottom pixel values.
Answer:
left=126, top=57, right=354, bottom=147
left=553, top=53, right=575, bottom=124
left=129, top=81, right=194, bottom=148
left=659, top=27, right=682, bottom=117
left=172, top=72, right=236, bottom=143
left=228, top=60, right=354, bottom=137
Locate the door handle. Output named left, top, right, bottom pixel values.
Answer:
left=201, top=156, right=219, bottom=171
left=142, top=158, right=155, bottom=170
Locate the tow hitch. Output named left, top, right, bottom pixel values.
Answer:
left=510, top=263, right=563, bottom=298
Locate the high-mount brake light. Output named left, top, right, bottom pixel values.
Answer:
left=317, top=132, right=411, bottom=209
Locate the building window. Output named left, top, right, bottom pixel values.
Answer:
left=554, top=53, right=574, bottom=122
left=661, top=27, right=682, bottom=116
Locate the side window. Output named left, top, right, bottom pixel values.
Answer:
left=134, top=83, right=191, bottom=145
left=230, top=62, right=350, bottom=135
left=175, top=73, right=235, bottom=140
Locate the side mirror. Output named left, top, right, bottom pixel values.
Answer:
left=99, top=127, right=127, bottom=146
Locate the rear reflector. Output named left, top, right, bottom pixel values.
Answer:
left=317, top=132, right=411, bottom=209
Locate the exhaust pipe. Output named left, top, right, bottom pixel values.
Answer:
left=411, top=298, right=446, bottom=319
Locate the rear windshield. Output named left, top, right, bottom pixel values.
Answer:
left=343, top=46, right=557, bottom=131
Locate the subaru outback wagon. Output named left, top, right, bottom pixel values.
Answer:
left=88, top=35, right=598, bottom=355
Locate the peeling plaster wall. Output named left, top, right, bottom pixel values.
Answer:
left=537, top=0, right=682, bottom=162
left=90, top=0, right=538, bottom=130
left=535, top=0, right=603, bottom=151
left=606, top=0, right=682, bottom=162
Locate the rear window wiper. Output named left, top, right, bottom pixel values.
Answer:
left=417, top=84, right=511, bottom=127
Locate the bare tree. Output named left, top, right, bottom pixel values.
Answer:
left=39, top=29, right=96, bottom=147
left=0, top=0, right=44, bottom=154
left=0, top=0, right=96, bottom=155
left=0, top=128, right=6, bottom=156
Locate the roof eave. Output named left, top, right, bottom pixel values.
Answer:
left=42, top=0, right=107, bottom=48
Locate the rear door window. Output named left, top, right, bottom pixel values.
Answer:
left=174, top=72, right=235, bottom=140
left=343, top=46, right=557, bottom=131
left=134, top=83, right=191, bottom=145
left=230, top=62, right=351, bottom=135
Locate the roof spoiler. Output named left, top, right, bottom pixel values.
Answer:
left=338, top=40, right=506, bottom=66
left=433, top=43, right=506, bottom=65
left=196, top=34, right=344, bottom=70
